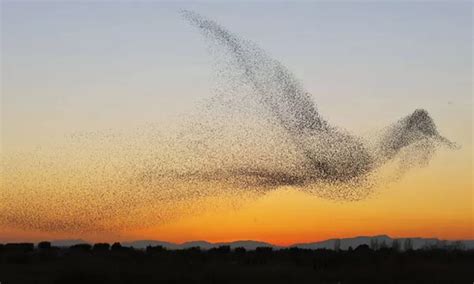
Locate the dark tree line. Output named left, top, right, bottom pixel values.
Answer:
left=0, top=242, right=473, bottom=283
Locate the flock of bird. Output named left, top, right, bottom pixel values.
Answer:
left=0, top=10, right=455, bottom=234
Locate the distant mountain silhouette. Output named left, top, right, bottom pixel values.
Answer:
left=113, top=236, right=473, bottom=250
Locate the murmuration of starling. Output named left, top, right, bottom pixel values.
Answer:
left=0, top=10, right=457, bottom=233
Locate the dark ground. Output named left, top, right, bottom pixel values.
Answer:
left=1, top=243, right=473, bottom=284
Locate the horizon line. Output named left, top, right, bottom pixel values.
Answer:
left=3, top=234, right=474, bottom=246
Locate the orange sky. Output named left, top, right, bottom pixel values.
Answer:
left=123, top=149, right=474, bottom=245
left=1, top=143, right=471, bottom=245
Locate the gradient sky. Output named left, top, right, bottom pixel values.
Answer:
left=1, top=1, right=472, bottom=244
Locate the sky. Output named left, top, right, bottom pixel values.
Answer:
left=1, top=1, right=472, bottom=244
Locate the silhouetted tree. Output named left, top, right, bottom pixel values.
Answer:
left=256, top=247, right=273, bottom=253
left=111, top=242, right=133, bottom=253
left=234, top=247, right=246, bottom=254
left=354, top=244, right=371, bottom=253
left=93, top=243, right=110, bottom=252
left=146, top=245, right=165, bottom=254
left=185, top=246, right=201, bottom=253
left=111, top=242, right=122, bottom=251
left=1, top=241, right=473, bottom=283
left=38, top=241, right=51, bottom=250
left=70, top=244, right=92, bottom=252
left=214, top=245, right=230, bottom=253
left=5, top=243, right=34, bottom=252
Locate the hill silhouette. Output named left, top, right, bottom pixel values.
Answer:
left=48, top=235, right=474, bottom=250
